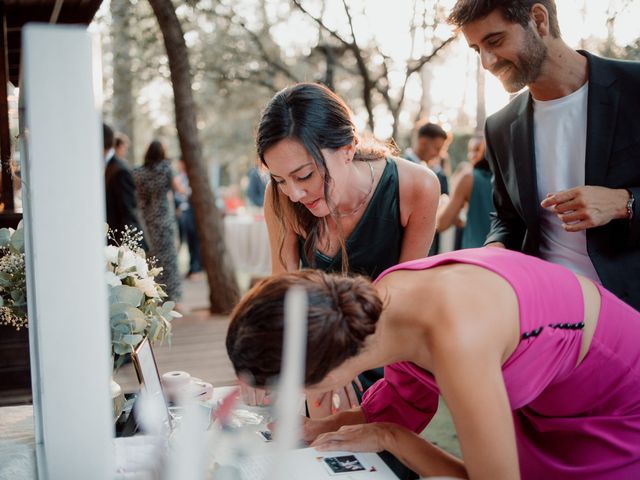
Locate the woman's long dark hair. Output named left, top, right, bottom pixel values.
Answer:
left=143, top=140, right=166, bottom=167
left=256, top=82, right=394, bottom=273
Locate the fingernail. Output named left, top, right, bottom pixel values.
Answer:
left=314, top=400, right=320, bottom=408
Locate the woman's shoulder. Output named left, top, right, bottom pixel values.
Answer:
left=392, top=156, right=437, bottom=183
left=453, top=161, right=473, bottom=178
left=391, top=156, right=439, bottom=200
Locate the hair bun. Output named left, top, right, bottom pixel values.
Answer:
left=324, top=275, right=382, bottom=350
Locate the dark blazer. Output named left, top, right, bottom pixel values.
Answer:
left=105, top=155, right=146, bottom=247
left=484, top=51, right=640, bottom=310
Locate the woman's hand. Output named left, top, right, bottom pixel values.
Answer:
left=311, top=423, right=395, bottom=453
left=267, top=415, right=338, bottom=444
left=301, top=408, right=367, bottom=444
left=302, top=415, right=340, bottom=444
left=239, top=383, right=272, bottom=407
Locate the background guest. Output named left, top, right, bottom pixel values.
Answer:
left=436, top=135, right=492, bottom=248
left=246, top=163, right=269, bottom=208
left=114, top=133, right=130, bottom=163
left=404, top=122, right=449, bottom=255
left=103, top=123, right=146, bottom=248
left=133, top=140, right=182, bottom=302
left=174, top=159, right=203, bottom=279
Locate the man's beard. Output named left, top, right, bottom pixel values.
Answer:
left=493, top=27, right=547, bottom=93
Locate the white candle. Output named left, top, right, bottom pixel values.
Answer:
left=271, top=286, right=308, bottom=475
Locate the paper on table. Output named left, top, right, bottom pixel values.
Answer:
left=235, top=447, right=398, bottom=479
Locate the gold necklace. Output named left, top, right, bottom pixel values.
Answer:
left=335, top=161, right=375, bottom=218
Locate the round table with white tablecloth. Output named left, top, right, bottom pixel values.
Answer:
left=223, top=213, right=272, bottom=277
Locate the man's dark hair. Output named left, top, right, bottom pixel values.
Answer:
left=448, top=0, right=561, bottom=38
left=114, top=133, right=129, bottom=149
left=103, top=123, right=114, bottom=151
left=417, top=122, right=447, bottom=140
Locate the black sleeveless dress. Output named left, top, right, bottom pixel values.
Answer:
left=299, top=158, right=403, bottom=280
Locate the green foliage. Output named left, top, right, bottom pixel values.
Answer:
left=1, top=223, right=179, bottom=361
left=0, top=223, right=27, bottom=330
left=106, top=226, right=179, bottom=359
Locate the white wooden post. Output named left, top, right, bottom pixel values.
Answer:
left=21, top=24, right=113, bottom=479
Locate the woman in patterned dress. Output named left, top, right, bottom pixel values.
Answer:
left=133, top=140, right=182, bottom=302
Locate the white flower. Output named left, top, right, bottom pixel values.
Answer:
left=105, top=271, right=122, bottom=287
left=117, top=248, right=138, bottom=276
left=134, top=254, right=148, bottom=278
left=135, top=277, right=159, bottom=298
left=105, top=245, right=119, bottom=264
left=149, top=267, right=163, bottom=278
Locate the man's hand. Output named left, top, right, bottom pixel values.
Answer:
left=540, top=186, right=630, bottom=232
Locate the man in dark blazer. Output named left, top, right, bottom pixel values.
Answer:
left=103, top=123, right=146, bottom=249
left=449, top=0, right=639, bottom=310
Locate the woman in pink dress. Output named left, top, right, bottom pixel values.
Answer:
left=226, top=247, right=640, bottom=480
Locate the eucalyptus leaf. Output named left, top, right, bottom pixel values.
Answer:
left=0, top=228, right=11, bottom=247
left=113, top=343, right=132, bottom=355
left=126, top=306, right=148, bottom=332
left=148, top=322, right=159, bottom=341
left=11, top=290, right=25, bottom=303
left=109, top=285, right=143, bottom=307
left=112, top=323, right=130, bottom=334
left=110, top=302, right=131, bottom=316
left=10, top=228, right=24, bottom=253
left=121, top=334, right=143, bottom=347
left=162, top=301, right=175, bottom=312
left=0, top=274, right=12, bottom=287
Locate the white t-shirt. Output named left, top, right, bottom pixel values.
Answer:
left=533, top=82, right=601, bottom=282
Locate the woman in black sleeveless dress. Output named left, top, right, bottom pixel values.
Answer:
left=256, top=83, right=439, bottom=411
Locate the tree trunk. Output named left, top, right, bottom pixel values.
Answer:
left=110, top=0, right=136, bottom=163
left=148, top=0, right=240, bottom=313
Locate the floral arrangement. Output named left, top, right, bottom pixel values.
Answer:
left=106, top=226, right=180, bottom=359
left=0, top=222, right=180, bottom=360
left=0, top=222, right=27, bottom=330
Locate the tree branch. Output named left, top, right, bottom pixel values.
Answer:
left=291, top=0, right=354, bottom=48
left=218, top=11, right=300, bottom=84
left=406, top=35, right=456, bottom=76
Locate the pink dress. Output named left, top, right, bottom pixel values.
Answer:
left=361, top=248, right=640, bottom=479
